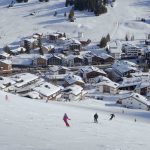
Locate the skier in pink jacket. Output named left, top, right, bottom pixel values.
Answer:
left=63, top=113, right=71, bottom=127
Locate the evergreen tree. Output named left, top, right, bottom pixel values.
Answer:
left=125, top=34, right=129, bottom=41
left=16, top=0, right=24, bottom=3
left=38, top=37, right=42, bottom=48
left=24, top=0, right=28, bottom=2
left=131, top=34, right=134, bottom=41
left=65, top=0, right=70, bottom=7
left=3, top=45, right=11, bottom=54
left=39, top=47, right=44, bottom=55
left=54, top=11, right=57, bottom=16
left=148, top=34, right=150, bottom=39
left=106, top=33, right=110, bottom=42
left=68, top=8, right=75, bottom=22
left=100, top=37, right=107, bottom=48
left=64, top=12, right=67, bottom=17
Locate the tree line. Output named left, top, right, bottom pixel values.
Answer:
left=66, top=0, right=108, bottom=16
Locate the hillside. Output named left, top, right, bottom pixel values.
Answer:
left=0, top=91, right=150, bottom=150
left=0, top=0, right=150, bottom=47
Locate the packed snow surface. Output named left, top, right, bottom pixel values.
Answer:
left=0, top=91, right=150, bottom=150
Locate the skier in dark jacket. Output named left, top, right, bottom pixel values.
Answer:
left=94, top=113, right=98, bottom=123
left=109, top=113, right=115, bottom=120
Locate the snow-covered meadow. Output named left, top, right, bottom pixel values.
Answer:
left=0, top=0, right=150, bottom=47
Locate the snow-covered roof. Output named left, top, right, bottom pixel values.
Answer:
left=135, top=82, right=150, bottom=89
left=25, top=91, right=40, bottom=99
left=93, top=75, right=111, bottom=83
left=11, top=58, right=33, bottom=66
left=112, top=60, right=138, bottom=74
left=63, top=84, right=83, bottom=96
left=42, top=43, right=55, bottom=49
left=0, top=51, right=10, bottom=57
left=98, top=80, right=119, bottom=88
left=120, top=76, right=150, bottom=88
left=131, top=71, right=150, bottom=77
left=64, top=38, right=81, bottom=45
left=79, top=66, right=106, bottom=75
left=120, top=92, right=150, bottom=106
left=12, top=73, right=39, bottom=88
left=49, top=66, right=69, bottom=72
left=46, top=74, right=67, bottom=80
left=33, top=82, right=61, bottom=97
left=98, top=53, right=114, bottom=60
left=0, top=76, right=15, bottom=85
left=66, top=54, right=83, bottom=61
left=0, top=59, right=12, bottom=65
left=65, top=74, right=84, bottom=85
left=24, top=38, right=37, bottom=43
left=10, top=47, right=26, bottom=53
left=131, top=93, right=150, bottom=106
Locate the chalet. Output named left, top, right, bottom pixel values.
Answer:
left=97, top=80, right=119, bottom=94
left=64, top=39, right=81, bottom=51
left=62, top=84, right=86, bottom=101
left=64, top=74, right=85, bottom=87
left=48, top=32, right=64, bottom=42
left=33, top=82, right=62, bottom=100
left=119, top=77, right=141, bottom=91
left=47, top=54, right=63, bottom=66
left=134, top=81, right=150, bottom=96
left=99, top=53, right=114, bottom=64
left=0, top=60, right=12, bottom=74
left=33, top=56, right=48, bottom=67
left=112, top=60, right=138, bottom=78
left=45, top=74, right=66, bottom=86
left=107, top=41, right=122, bottom=60
left=0, top=51, right=10, bottom=59
left=22, top=38, right=38, bottom=50
left=117, top=93, right=150, bottom=111
left=83, top=52, right=103, bottom=65
left=32, top=33, right=43, bottom=39
left=66, top=55, right=84, bottom=66
left=49, top=66, right=70, bottom=75
left=78, top=66, right=106, bottom=83
left=41, top=44, right=55, bottom=54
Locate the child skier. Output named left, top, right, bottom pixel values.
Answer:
left=63, top=113, right=71, bottom=127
